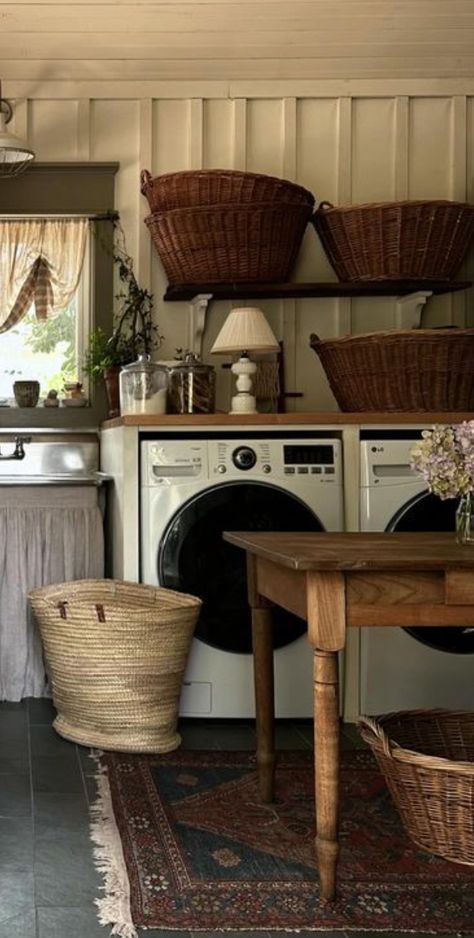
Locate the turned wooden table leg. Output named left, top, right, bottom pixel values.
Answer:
left=314, top=649, right=340, bottom=901
left=306, top=570, right=346, bottom=902
left=247, top=555, right=275, bottom=803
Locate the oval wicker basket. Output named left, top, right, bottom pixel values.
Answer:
left=141, top=168, right=315, bottom=213
left=359, top=710, right=474, bottom=865
left=146, top=201, right=312, bottom=284
left=311, top=199, right=474, bottom=281
left=29, top=579, right=201, bottom=753
left=309, top=328, right=474, bottom=412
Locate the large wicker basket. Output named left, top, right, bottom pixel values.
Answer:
left=312, top=200, right=474, bottom=281
left=359, top=711, right=474, bottom=865
left=141, top=168, right=315, bottom=213
left=309, top=328, right=474, bottom=412
left=146, top=201, right=312, bottom=284
left=29, top=579, right=201, bottom=753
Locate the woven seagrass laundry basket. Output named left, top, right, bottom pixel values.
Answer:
left=28, top=579, right=201, bottom=753
left=359, top=710, right=474, bottom=865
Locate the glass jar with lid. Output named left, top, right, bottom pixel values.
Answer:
left=160, top=351, right=216, bottom=414
left=119, top=354, right=168, bottom=415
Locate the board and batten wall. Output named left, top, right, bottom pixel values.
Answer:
left=3, top=1, right=474, bottom=411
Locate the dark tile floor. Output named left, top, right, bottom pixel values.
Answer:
left=0, top=699, right=465, bottom=938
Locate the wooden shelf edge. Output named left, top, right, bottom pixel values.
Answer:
left=163, top=280, right=472, bottom=301
left=102, top=411, right=474, bottom=430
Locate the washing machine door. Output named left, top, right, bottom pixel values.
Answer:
left=158, top=481, right=322, bottom=653
left=389, top=491, right=474, bottom=653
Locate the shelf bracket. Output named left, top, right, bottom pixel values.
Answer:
left=187, top=293, right=213, bottom=357
left=395, top=291, right=432, bottom=330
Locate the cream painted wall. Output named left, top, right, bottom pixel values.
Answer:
left=2, top=1, right=474, bottom=411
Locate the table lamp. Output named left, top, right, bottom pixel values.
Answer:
left=211, top=306, right=279, bottom=414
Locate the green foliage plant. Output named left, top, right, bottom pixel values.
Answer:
left=84, top=219, right=163, bottom=379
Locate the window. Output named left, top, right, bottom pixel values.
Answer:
left=0, top=161, right=118, bottom=428
left=0, top=225, right=91, bottom=402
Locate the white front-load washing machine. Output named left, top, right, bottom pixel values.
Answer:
left=141, top=432, right=344, bottom=718
left=360, top=433, right=474, bottom=714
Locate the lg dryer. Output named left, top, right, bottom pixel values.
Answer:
left=360, top=433, right=474, bottom=713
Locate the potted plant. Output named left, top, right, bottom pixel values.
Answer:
left=84, top=221, right=163, bottom=417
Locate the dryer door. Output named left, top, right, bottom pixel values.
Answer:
left=389, top=490, right=474, bottom=653
left=158, top=481, right=322, bottom=653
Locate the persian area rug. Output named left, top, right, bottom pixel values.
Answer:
left=91, top=749, right=474, bottom=936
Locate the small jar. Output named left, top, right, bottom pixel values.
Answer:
left=161, top=352, right=216, bottom=414
left=119, top=354, right=168, bottom=415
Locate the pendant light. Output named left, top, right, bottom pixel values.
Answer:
left=0, top=81, right=35, bottom=178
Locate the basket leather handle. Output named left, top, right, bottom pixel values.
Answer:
left=140, top=169, right=153, bottom=193
left=358, top=716, right=393, bottom=758
left=309, top=332, right=321, bottom=348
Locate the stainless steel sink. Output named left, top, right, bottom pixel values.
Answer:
left=0, top=432, right=106, bottom=484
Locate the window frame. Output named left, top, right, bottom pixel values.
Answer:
left=0, top=162, right=118, bottom=430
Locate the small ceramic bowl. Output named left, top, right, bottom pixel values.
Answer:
left=13, top=380, right=40, bottom=407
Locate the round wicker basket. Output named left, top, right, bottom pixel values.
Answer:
left=145, top=201, right=312, bottom=284
left=359, top=710, right=474, bottom=865
left=309, top=328, right=474, bottom=412
left=312, top=199, right=474, bottom=281
left=140, top=168, right=315, bottom=213
left=28, top=579, right=201, bottom=753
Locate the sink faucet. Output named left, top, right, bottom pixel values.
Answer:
left=0, top=435, right=32, bottom=461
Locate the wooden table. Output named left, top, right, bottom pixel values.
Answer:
left=223, top=531, right=474, bottom=903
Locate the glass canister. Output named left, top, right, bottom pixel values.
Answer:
left=119, top=354, right=168, bottom=415
left=161, top=352, right=216, bottom=414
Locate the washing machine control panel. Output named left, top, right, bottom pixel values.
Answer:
left=208, top=438, right=341, bottom=481
left=142, top=438, right=341, bottom=483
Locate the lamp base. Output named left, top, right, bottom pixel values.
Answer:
left=230, top=394, right=257, bottom=415
left=230, top=356, right=258, bottom=415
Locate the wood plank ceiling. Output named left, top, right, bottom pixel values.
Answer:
left=1, top=0, right=474, bottom=82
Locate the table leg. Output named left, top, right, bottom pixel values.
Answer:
left=252, top=604, right=276, bottom=802
left=247, top=556, right=275, bottom=803
left=314, top=649, right=340, bottom=902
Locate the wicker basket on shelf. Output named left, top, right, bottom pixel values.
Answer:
left=309, top=328, right=474, bottom=412
left=359, top=710, right=474, bottom=865
left=140, top=168, right=315, bottom=213
left=311, top=200, right=474, bottom=281
left=146, top=201, right=312, bottom=284
left=29, top=579, right=201, bottom=753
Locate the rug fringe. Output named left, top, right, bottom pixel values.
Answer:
left=89, top=752, right=138, bottom=938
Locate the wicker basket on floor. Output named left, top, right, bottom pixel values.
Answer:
left=359, top=710, right=474, bottom=865
left=28, top=579, right=201, bottom=753
left=146, top=201, right=312, bottom=284
left=140, top=168, right=315, bottom=213
left=312, top=199, right=474, bottom=281
left=309, top=328, right=474, bottom=412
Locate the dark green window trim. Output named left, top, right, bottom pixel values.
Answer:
left=0, top=162, right=119, bottom=430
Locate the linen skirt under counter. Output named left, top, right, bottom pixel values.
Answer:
left=0, top=484, right=104, bottom=701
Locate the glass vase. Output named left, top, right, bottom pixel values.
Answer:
left=456, top=493, right=474, bottom=544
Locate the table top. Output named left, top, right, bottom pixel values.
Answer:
left=223, top=531, right=474, bottom=572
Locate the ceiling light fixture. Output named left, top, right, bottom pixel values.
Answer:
left=0, top=81, right=35, bottom=178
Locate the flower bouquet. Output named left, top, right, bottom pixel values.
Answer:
left=410, top=421, right=474, bottom=543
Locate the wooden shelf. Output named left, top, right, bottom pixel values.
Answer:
left=102, top=411, right=474, bottom=429
left=163, top=280, right=472, bottom=301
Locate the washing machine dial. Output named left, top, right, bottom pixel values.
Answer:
left=232, top=446, right=257, bottom=470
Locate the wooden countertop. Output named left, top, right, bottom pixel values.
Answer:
left=223, top=531, right=474, bottom=571
left=101, top=411, right=474, bottom=429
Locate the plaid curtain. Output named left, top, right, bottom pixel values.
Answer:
left=0, top=218, right=88, bottom=332
left=0, top=256, right=54, bottom=334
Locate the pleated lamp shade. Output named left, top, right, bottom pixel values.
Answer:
left=211, top=307, right=279, bottom=355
